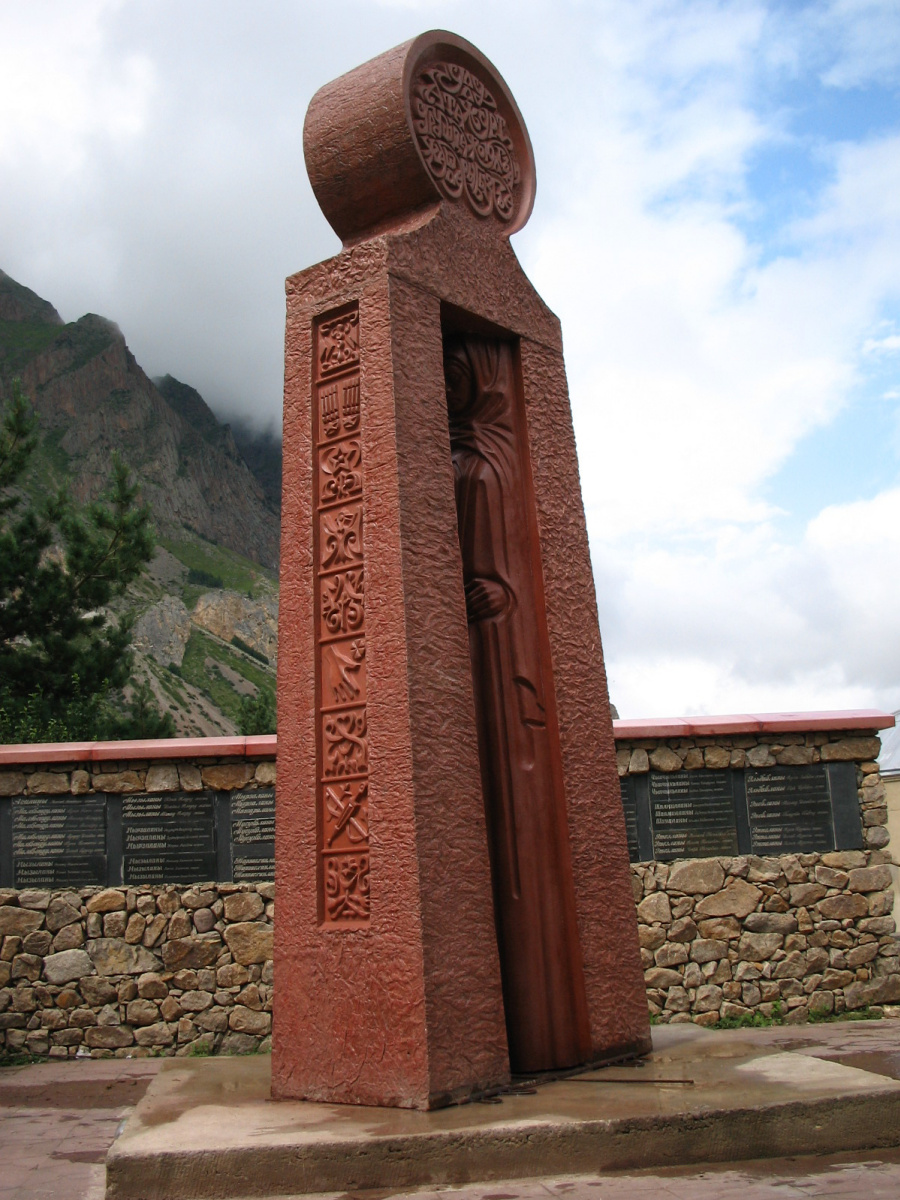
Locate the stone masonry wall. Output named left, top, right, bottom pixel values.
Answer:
left=0, top=726, right=896, bottom=1057
left=0, top=750, right=276, bottom=1059
left=0, top=882, right=274, bottom=1059
left=0, top=755, right=276, bottom=798
left=619, top=730, right=899, bottom=1024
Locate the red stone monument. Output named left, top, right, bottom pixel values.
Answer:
left=274, top=29, right=650, bottom=1110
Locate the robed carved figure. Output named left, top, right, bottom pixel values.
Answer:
left=445, top=333, right=593, bottom=1073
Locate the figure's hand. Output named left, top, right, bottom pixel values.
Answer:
left=465, top=577, right=508, bottom=621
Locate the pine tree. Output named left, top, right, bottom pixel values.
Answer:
left=0, top=379, right=172, bottom=740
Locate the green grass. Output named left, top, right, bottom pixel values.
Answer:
left=712, top=1006, right=783, bottom=1030
left=107, top=387, right=132, bottom=412
left=0, top=1051, right=43, bottom=1068
left=160, top=536, right=276, bottom=598
left=150, top=661, right=190, bottom=707
left=231, top=635, right=269, bottom=665
left=0, top=313, right=114, bottom=384
left=653, top=1002, right=884, bottom=1031
left=181, top=583, right=208, bottom=610
left=0, top=318, right=62, bottom=374
left=179, top=628, right=274, bottom=726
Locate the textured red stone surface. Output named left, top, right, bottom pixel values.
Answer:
left=614, top=710, right=896, bottom=738
left=445, top=332, right=592, bottom=1073
left=0, top=711, right=890, bottom=766
left=274, top=30, right=650, bottom=1109
left=0, top=735, right=277, bottom=764
left=303, top=31, right=534, bottom=245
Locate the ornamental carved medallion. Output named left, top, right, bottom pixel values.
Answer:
left=411, top=61, right=520, bottom=222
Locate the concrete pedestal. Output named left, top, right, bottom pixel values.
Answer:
left=107, top=1025, right=900, bottom=1199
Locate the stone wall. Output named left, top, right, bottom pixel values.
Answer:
left=0, top=721, right=896, bottom=1056
left=618, top=728, right=899, bottom=1024
left=0, top=755, right=276, bottom=798
left=0, top=883, right=273, bottom=1059
left=0, top=739, right=277, bottom=1059
left=632, top=851, right=897, bottom=1025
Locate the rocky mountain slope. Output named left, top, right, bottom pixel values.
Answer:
left=0, top=268, right=282, bottom=736
left=0, top=269, right=279, bottom=569
left=129, top=545, right=278, bottom=737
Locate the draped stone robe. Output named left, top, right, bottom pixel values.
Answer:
left=445, top=333, right=592, bottom=1073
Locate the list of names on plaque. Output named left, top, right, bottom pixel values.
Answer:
left=619, top=778, right=640, bottom=863
left=122, top=793, right=216, bottom=884
left=649, top=770, right=739, bottom=860
left=230, top=788, right=275, bottom=882
left=11, top=795, right=107, bottom=887
left=745, top=766, right=835, bottom=855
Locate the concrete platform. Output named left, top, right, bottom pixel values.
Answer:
left=106, top=1023, right=900, bottom=1200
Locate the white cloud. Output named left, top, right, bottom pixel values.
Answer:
left=600, top=486, right=900, bottom=718
left=1, top=0, right=899, bottom=719
left=814, top=0, right=900, bottom=89
left=864, top=335, right=900, bottom=356
left=0, top=0, right=155, bottom=172
left=515, top=0, right=900, bottom=716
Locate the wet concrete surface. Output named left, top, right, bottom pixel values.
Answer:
left=0, top=1060, right=158, bottom=1200
left=4, top=1022, right=900, bottom=1199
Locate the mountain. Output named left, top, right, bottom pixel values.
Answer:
left=228, top=418, right=282, bottom=515
left=154, top=375, right=283, bottom=518
left=0, top=270, right=279, bottom=569
left=0, top=268, right=282, bottom=736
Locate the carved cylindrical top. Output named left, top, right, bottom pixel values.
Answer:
left=303, top=30, right=535, bottom=244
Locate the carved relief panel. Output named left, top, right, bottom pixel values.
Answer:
left=444, top=331, right=591, bottom=1072
left=314, top=305, right=369, bottom=926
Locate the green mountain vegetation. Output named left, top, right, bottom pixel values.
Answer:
left=0, top=269, right=282, bottom=739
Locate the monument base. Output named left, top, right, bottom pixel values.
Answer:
left=106, top=1026, right=900, bottom=1200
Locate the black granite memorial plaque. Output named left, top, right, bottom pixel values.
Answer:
left=649, top=770, right=739, bottom=860
left=230, top=788, right=275, bottom=882
left=11, top=795, right=107, bottom=887
left=619, top=778, right=640, bottom=863
left=122, top=792, right=216, bottom=884
left=745, top=765, right=836, bottom=855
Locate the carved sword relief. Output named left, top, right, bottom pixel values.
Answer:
left=314, top=303, right=370, bottom=926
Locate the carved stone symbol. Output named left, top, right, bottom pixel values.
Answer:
left=320, top=440, right=362, bottom=503
left=319, top=310, right=360, bottom=375
left=322, top=638, right=366, bottom=706
left=321, top=506, right=363, bottom=570
left=325, top=782, right=369, bottom=846
left=320, top=385, right=340, bottom=439
left=324, top=852, right=370, bottom=920
left=412, top=62, right=519, bottom=222
left=314, top=307, right=371, bottom=928
left=323, top=709, right=368, bottom=777
left=320, top=568, right=365, bottom=636
left=342, top=381, right=360, bottom=431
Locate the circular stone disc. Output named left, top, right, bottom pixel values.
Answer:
left=303, top=30, right=535, bottom=243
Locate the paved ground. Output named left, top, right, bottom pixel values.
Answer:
left=0, top=1059, right=158, bottom=1200
left=3, top=1021, right=900, bottom=1199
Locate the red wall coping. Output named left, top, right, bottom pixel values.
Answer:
left=612, top=710, right=895, bottom=740
left=0, top=735, right=277, bottom=766
left=0, top=711, right=893, bottom=766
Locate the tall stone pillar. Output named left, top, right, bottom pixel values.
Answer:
left=274, top=29, right=650, bottom=1110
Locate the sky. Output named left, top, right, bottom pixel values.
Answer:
left=1, top=0, right=899, bottom=721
